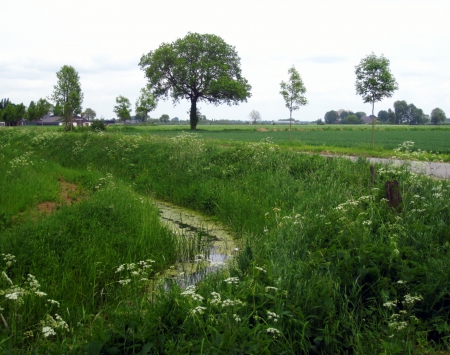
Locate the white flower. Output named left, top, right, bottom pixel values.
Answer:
left=224, top=277, right=239, bottom=285
left=383, top=301, right=397, bottom=308
left=266, top=327, right=281, bottom=335
left=255, top=266, right=266, bottom=273
left=47, top=299, right=60, bottom=307
left=265, top=286, right=278, bottom=292
left=5, top=292, right=22, bottom=300
left=35, top=291, right=47, bottom=297
left=42, top=326, right=56, bottom=338
left=118, top=279, right=132, bottom=285
left=191, top=306, right=207, bottom=315
left=233, top=314, right=241, bottom=322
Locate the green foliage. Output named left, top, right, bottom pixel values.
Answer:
left=135, top=87, right=156, bottom=122
left=82, top=107, right=97, bottom=120
left=431, top=107, right=446, bottom=125
left=341, top=114, right=361, bottom=124
left=113, top=95, right=132, bottom=122
left=1, top=128, right=450, bottom=353
left=90, top=119, right=106, bottom=131
left=279, top=65, right=308, bottom=121
left=355, top=52, right=398, bottom=146
left=324, top=110, right=338, bottom=124
left=51, top=65, right=83, bottom=130
left=139, top=32, right=252, bottom=130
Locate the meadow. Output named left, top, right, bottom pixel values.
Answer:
left=0, top=125, right=450, bottom=354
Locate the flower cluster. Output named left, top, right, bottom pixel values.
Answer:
left=41, top=313, right=69, bottom=338
left=181, top=285, right=204, bottom=301
left=115, top=259, right=155, bottom=285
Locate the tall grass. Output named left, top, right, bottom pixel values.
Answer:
left=1, top=127, right=449, bottom=353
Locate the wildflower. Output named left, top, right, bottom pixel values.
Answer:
left=233, top=314, right=241, bottom=322
left=221, top=299, right=243, bottom=308
left=255, top=266, right=266, bottom=273
left=5, top=292, right=22, bottom=301
left=397, top=280, right=406, bottom=284
left=42, top=326, right=56, bottom=338
left=266, top=327, right=281, bottom=335
left=383, top=301, right=397, bottom=308
left=224, top=277, right=239, bottom=285
left=118, top=279, right=132, bottom=286
left=362, top=220, right=372, bottom=226
left=35, top=291, right=47, bottom=297
left=181, top=285, right=204, bottom=301
left=191, top=306, right=207, bottom=315
left=47, top=299, right=60, bottom=307
left=267, top=311, right=280, bottom=323
left=403, top=294, right=423, bottom=305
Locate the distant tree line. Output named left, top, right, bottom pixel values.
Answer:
left=324, top=102, right=446, bottom=125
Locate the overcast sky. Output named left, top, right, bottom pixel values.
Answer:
left=1, top=0, right=449, bottom=122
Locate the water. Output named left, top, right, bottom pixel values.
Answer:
left=153, top=200, right=237, bottom=287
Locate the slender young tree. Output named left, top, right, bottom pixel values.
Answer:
left=51, top=65, right=83, bottom=130
left=355, top=53, right=398, bottom=147
left=113, top=96, right=132, bottom=123
left=35, top=98, right=51, bottom=126
left=135, top=87, right=157, bottom=123
left=280, top=66, right=307, bottom=139
left=139, top=32, right=251, bottom=130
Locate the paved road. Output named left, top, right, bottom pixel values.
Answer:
left=321, top=155, right=450, bottom=179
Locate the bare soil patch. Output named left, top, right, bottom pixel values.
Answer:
left=257, top=128, right=269, bottom=132
left=36, top=179, right=84, bottom=216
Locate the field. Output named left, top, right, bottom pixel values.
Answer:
left=0, top=125, right=450, bottom=354
left=109, top=124, right=450, bottom=158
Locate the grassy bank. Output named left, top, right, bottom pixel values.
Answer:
left=1, top=127, right=450, bottom=354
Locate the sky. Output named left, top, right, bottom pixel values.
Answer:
left=1, top=0, right=449, bottom=122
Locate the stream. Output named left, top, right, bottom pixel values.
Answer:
left=153, top=200, right=237, bottom=286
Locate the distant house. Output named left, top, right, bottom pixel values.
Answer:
left=361, top=115, right=377, bottom=124
left=36, top=115, right=90, bottom=126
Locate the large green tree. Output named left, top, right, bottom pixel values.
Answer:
left=430, top=108, right=446, bottom=125
left=280, top=65, right=307, bottom=138
left=393, top=100, right=408, bottom=124
left=139, top=32, right=251, bottom=130
left=113, top=96, right=132, bottom=123
left=324, top=110, right=338, bottom=124
left=51, top=65, right=83, bottom=130
left=135, top=87, right=157, bottom=122
left=355, top=53, right=398, bottom=146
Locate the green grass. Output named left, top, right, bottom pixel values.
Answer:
left=1, top=127, right=450, bottom=354
left=105, top=124, right=450, bottom=159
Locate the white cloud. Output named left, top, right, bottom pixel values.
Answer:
left=1, top=0, right=449, bottom=120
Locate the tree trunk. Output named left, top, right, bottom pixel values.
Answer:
left=289, top=108, right=292, bottom=141
left=190, top=98, right=198, bottom=130
left=371, top=101, right=375, bottom=148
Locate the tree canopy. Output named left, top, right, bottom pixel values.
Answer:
left=324, top=110, right=338, bottom=124
left=355, top=53, right=398, bottom=145
left=135, top=87, right=157, bottom=122
left=249, top=110, right=261, bottom=124
left=280, top=66, right=307, bottom=137
left=113, top=96, right=132, bottom=122
left=139, top=32, right=251, bottom=130
left=83, top=108, right=97, bottom=120
left=431, top=108, right=446, bottom=125
left=51, top=65, right=83, bottom=130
